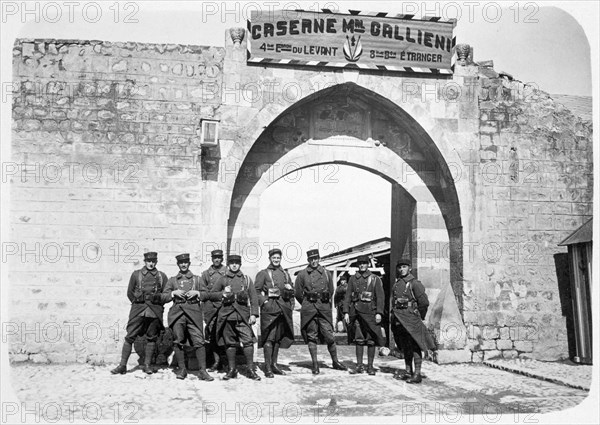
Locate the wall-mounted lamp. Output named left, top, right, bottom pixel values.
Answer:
left=198, top=119, right=220, bottom=146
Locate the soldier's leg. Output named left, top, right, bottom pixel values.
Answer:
left=406, top=337, right=423, bottom=383
left=366, top=342, right=376, bottom=375
left=112, top=316, right=145, bottom=374
left=319, top=316, right=347, bottom=371
left=263, top=341, right=274, bottom=377
left=143, top=318, right=161, bottom=374
left=305, top=319, right=320, bottom=374
left=188, top=320, right=213, bottom=381
left=271, top=342, right=286, bottom=375
left=222, top=321, right=239, bottom=380
left=171, top=320, right=188, bottom=379
left=237, top=322, right=260, bottom=380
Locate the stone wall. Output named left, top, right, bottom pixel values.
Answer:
left=461, top=63, right=593, bottom=361
left=7, top=36, right=593, bottom=364
left=8, top=39, right=224, bottom=363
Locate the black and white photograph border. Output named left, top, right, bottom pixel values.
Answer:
left=0, top=1, right=598, bottom=424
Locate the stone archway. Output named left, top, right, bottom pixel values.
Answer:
left=224, top=82, right=466, bottom=352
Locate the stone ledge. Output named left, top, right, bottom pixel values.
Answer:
left=433, top=349, right=472, bottom=364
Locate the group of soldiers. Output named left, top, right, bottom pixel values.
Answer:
left=110, top=248, right=436, bottom=384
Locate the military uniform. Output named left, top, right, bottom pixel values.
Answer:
left=343, top=257, right=385, bottom=375
left=391, top=259, right=436, bottom=383
left=111, top=252, right=168, bottom=375
left=162, top=253, right=213, bottom=380
left=294, top=249, right=347, bottom=374
left=333, top=277, right=348, bottom=333
left=201, top=250, right=227, bottom=371
left=210, top=255, right=261, bottom=380
left=255, top=248, right=295, bottom=377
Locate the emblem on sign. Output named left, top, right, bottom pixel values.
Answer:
left=343, top=35, right=363, bottom=62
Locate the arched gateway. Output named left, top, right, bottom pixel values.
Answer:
left=225, top=82, right=465, bottom=352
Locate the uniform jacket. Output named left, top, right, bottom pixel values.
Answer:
left=294, top=265, right=334, bottom=329
left=343, top=271, right=385, bottom=316
left=333, top=283, right=347, bottom=307
left=127, top=267, right=168, bottom=321
left=210, top=270, right=259, bottom=327
left=391, top=273, right=436, bottom=351
left=201, top=264, right=226, bottom=325
left=255, top=265, right=295, bottom=348
left=162, top=270, right=206, bottom=329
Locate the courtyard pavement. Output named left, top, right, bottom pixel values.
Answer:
left=4, top=345, right=597, bottom=424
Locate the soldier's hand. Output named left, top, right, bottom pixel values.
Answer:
left=172, top=289, right=186, bottom=299
left=249, top=315, right=257, bottom=325
left=224, top=286, right=232, bottom=293
left=344, top=313, right=350, bottom=324
left=375, top=313, right=382, bottom=324
left=186, top=290, right=200, bottom=300
left=284, top=283, right=293, bottom=290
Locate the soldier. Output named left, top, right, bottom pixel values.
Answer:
left=343, top=255, right=385, bottom=375
left=162, top=253, right=214, bottom=381
left=295, top=249, right=348, bottom=375
left=254, top=248, right=295, bottom=378
left=210, top=255, right=261, bottom=381
left=111, top=252, right=168, bottom=375
left=391, top=257, right=436, bottom=384
left=333, top=273, right=349, bottom=333
left=201, top=249, right=227, bottom=372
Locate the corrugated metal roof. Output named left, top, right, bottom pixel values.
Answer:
left=551, top=94, right=593, bottom=123
left=558, top=218, right=593, bottom=246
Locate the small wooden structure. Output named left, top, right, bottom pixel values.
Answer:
left=558, top=218, right=593, bottom=364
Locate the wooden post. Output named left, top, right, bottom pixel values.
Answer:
left=389, top=183, right=416, bottom=349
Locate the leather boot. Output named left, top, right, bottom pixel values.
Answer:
left=366, top=345, right=376, bottom=375
left=271, top=343, right=286, bottom=375
left=173, top=346, right=187, bottom=379
left=222, top=347, right=238, bottom=380
left=350, top=345, right=364, bottom=374
left=143, top=342, right=155, bottom=374
left=263, top=343, right=274, bottom=378
left=328, top=342, right=347, bottom=371
left=406, top=373, right=422, bottom=384
left=110, top=364, right=127, bottom=375
left=112, top=341, right=132, bottom=374
left=308, top=342, right=320, bottom=375
left=196, top=347, right=214, bottom=381
left=243, top=346, right=261, bottom=381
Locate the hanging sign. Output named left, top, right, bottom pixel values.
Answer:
left=247, top=10, right=456, bottom=73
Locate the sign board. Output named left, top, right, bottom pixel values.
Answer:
left=247, top=10, right=456, bottom=74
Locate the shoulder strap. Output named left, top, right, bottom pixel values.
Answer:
left=267, top=269, right=274, bottom=287
left=192, top=275, right=199, bottom=291
left=367, top=275, right=373, bottom=292
left=157, top=272, right=163, bottom=293
left=137, top=270, right=143, bottom=292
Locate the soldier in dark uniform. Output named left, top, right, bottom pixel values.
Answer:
left=162, top=253, right=214, bottom=381
left=294, top=249, right=348, bottom=375
left=201, top=249, right=227, bottom=372
left=391, top=257, right=436, bottom=384
left=210, top=255, right=261, bottom=381
left=343, top=255, right=385, bottom=375
left=333, top=273, right=349, bottom=333
left=254, top=248, right=295, bottom=378
left=111, top=252, right=168, bottom=375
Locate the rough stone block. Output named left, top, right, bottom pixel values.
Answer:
left=483, top=350, right=502, bottom=360
left=497, top=339, right=513, bottom=350
left=471, top=351, right=484, bottom=363
left=499, top=327, right=510, bottom=340
left=482, top=326, right=499, bottom=339
left=502, top=350, right=519, bottom=359
left=31, top=353, right=49, bottom=363
left=480, top=340, right=496, bottom=350
left=514, top=341, right=534, bottom=352
left=9, top=353, right=29, bottom=363
left=434, top=349, right=472, bottom=364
